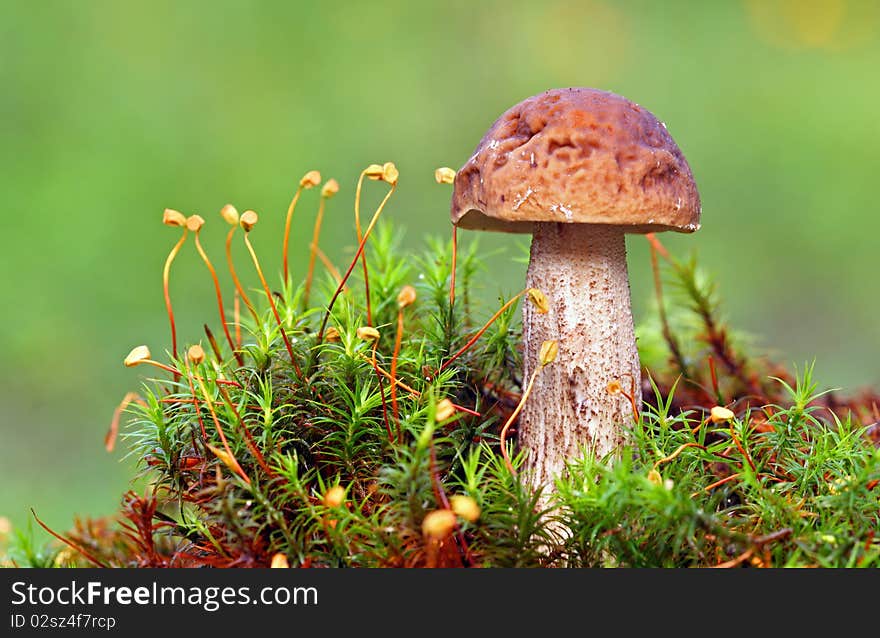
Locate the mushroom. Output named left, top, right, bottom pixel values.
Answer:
left=450, top=87, right=701, bottom=490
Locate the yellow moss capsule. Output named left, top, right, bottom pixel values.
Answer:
left=270, top=553, right=289, bottom=569
left=357, top=326, right=380, bottom=341
left=382, top=162, right=399, bottom=185
left=53, top=548, right=76, bottom=568
left=434, top=167, right=456, bottom=184
left=187, top=344, right=205, bottom=365
left=606, top=380, right=622, bottom=395
left=647, top=469, right=663, bottom=486
left=828, top=476, right=853, bottom=495
left=364, top=164, right=385, bottom=180
left=449, top=495, right=480, bottom=523
left=435, top=398, right=456, bottom=422
left=162, top=208, right=187, bottom=227
left=185, top=214, right=205, bottom=232
left=526, top=288, right=549, bottom=314
left=220, top=204, right=239, bottom=226
left=710, top=406, right=735, bottom=424
left=300, top=170, right=321, bottom=188
left=239, top=210, right=258, bottom=232
left=397, top=285, right=417, bottom=308
left=321, top=178, right=340, bottom=198
left=323, top=485, right=346, bottom=508
left=422, top=509, right=456, bottom=540
left=324, top=326, right=341, bottom=342
left=124, top=345, right=151, bottom=367
left=539, top=339, right=559, bottom=366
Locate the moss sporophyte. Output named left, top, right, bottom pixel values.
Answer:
left=14, top=90, right=880, bottom=569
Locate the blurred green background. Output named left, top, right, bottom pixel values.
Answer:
left=2, top=0, right=879, bottom=538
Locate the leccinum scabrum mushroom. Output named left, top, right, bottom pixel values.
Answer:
left=451, top=87, right=701, bottom=489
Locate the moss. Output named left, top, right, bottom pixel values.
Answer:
left=8, top=166, right=878, bottom=568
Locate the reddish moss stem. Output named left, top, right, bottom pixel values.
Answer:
left=304, top=196, right=327, bottom=308
left=365, top=344, right=394, bottom=443
left=353, top=170, right=373, bottom=325
left=140, top=358, right=182, bottom=376
left=31, top=508, right=109, bottom=568
left=647, top=233, right=689, bottom=378
left=312, top=245, right=344, bottom=288
left=215, top=382, right=274, bottom=476
left=194, top=231, right=242, bottom=366
left=242, top=232, right=304, bottom=382
left=194, top=370, right=251, bottom=485
left=499, top=364, right=543, bottom=476
left=233, top=292, right=242, bottom=349
left=437, top=290, right=526, bottom=375
left=185, top=368, right=209, bottom=441
left=282, top=186, right=305, bottom=286
left=225, top=227, right=259, bottom=322
left=105, top=392, right=146, bottom=453
left=317, top=183, right=396, bottom=342
left=162, top=228, right=187, bottom=373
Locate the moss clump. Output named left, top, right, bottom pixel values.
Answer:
left=9, top=165, right=879, bottom=568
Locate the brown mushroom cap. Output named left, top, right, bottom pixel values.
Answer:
left=451, top=87, right=701, bottom=234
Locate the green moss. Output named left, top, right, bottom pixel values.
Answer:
left=6, top=173, right=878, bottom=569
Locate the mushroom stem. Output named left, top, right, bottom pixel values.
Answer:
left=520, top=223, right=641, bottom=489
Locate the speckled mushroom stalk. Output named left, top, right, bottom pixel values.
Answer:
left=450, top=87, right=701, bottom=494
left=520, top=222, right=640, bottom=487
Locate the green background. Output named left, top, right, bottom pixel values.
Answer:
left=2, top=0, right=878, bottom=537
